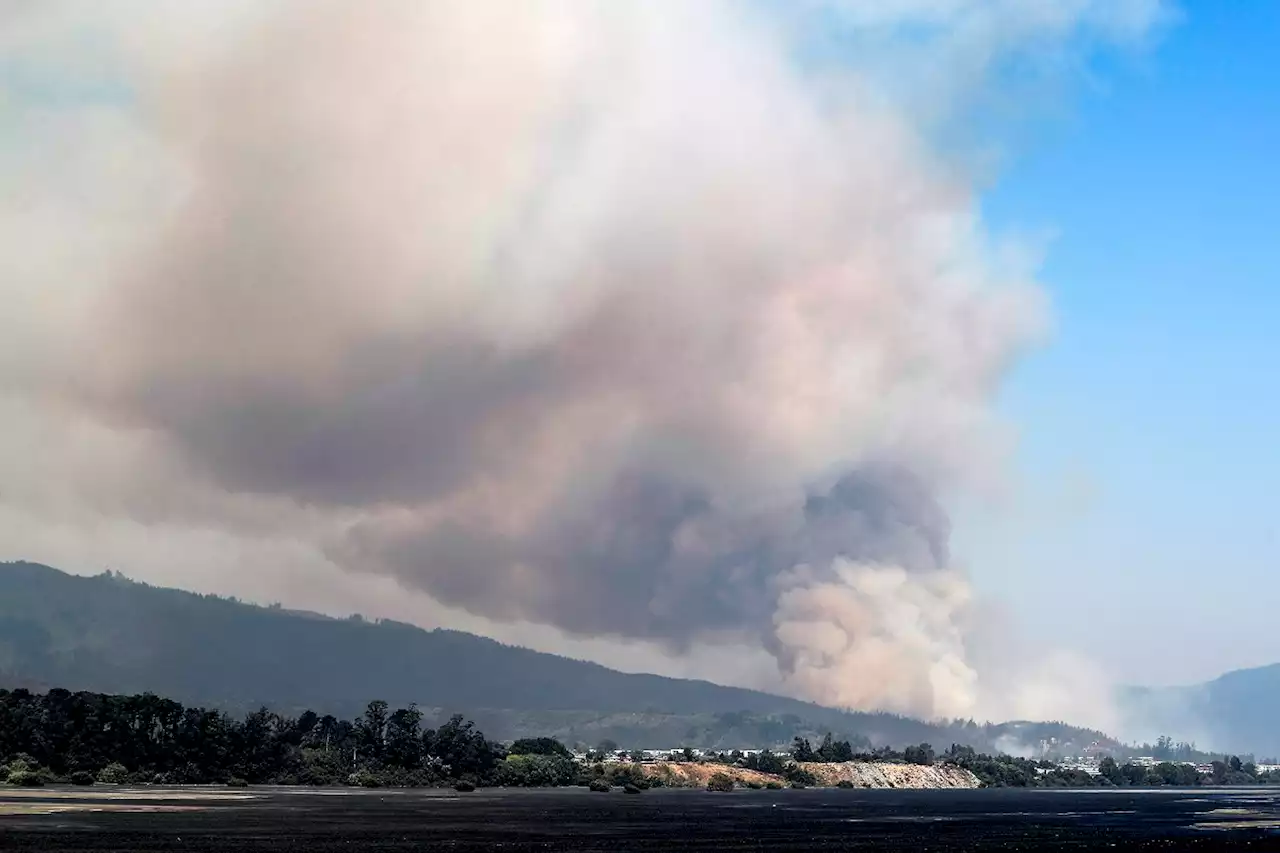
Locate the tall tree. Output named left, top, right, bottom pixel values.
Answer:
left=358, top=700, right=389, bottom=763
left=385, top=705, right=423, bottom=769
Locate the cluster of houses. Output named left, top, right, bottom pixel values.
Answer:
left=573, top=748, right=767, bottom=763
left=1052, top=754, right=1276, bottom=778
left=571, top=743, right=1280, bottom=778
left=1048, top=756, right=1203, bottom=777
left=1025, top=739, right=1280, bottom=779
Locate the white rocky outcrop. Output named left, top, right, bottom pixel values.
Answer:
left=800, top=761, right=980, bottom=789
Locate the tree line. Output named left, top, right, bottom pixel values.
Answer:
left=0, top=688, right=853, bottom=790
left=788, top=734, right=937, bottom=766
left=0, top=688, right=966, bottom=790
left=6, top=687, right=1277, bottom=790
left=0, top=688, right=518, bottom=787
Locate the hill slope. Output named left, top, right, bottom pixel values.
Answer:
left=1123, top=664, right=1280, bottom=758
left=0, top=561, right=1107, bottom=751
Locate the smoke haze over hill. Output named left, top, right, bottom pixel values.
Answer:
left=0, top=1, right=1165, bottom=724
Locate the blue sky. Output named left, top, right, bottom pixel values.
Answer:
left=961, top=0, right=1280, bottom=685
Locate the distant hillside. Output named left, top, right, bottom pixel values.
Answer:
left=0, top=561, right=1107, bottom=751
left=1123, top=664, right=1280, bottom=758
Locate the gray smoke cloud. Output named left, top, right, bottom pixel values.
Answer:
left=0, top=0, right=1164, bottom=720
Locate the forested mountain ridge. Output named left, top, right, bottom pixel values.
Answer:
left=0, top=561, right=1108, bottom=752
left=0, top=561, right=843, bottom=718
left=1121, top=664, right=1280, bottom=758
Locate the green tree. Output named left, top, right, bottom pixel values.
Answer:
left=426, top=714, right=502, bottom=781
left=508, top=737, right=570, bottom=758
left=760, top=749, right=786, bottom=775
left=384, top=705, right=423, bottom=769
left=358, top=700, right=389, bottom=763
left=784, top=764, right=817, bottom=787
left=903, top=743, right=935, bottom=766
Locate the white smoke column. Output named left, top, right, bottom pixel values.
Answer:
left=0, top=0, right=1166, bottom=721
left=774, top=561, right=977, bottom=717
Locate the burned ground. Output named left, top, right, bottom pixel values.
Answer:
left=5, top=786, right=1280, bottom=851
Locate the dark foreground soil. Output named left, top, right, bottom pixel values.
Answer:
left=5, top=786, right=1280, bottom=851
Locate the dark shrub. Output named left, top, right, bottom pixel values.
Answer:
left=69, top=771, right=95, bottom=786
left=507, top=738, right=572, bottom=758
left=225, top=777, right=249, bottom=788
left=903, top=744, right=936, bottom=766
left=623, top=783, right=642, bottom=794
left=588, top=778, right=611, bottom=792
left=706, top=773, right=734, bottom=792
left=497, top=754, right=580, bottom=787
left=8, top=770, right=46, bottom=787
left=836, top=780, right=856, bottom=789
left=454, top=780, right=476, bottom=792
left=96, top=763, right=129, bottom=784
left=765, top=781, right=783, bottom=790
left=606, top=763, right=649, bottom=789
left=784, top=766, right=817, bottom=787
left=346, top=769, right=380, bottom=788
left=745, top=780, right=764, bottom=790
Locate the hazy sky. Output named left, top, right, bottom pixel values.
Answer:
left=957, top=0, right=1280, bottom=686
left=0, top=0, right=1274, bottom=717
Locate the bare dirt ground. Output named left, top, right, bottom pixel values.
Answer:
left=641, top=761, right=782, bottom=787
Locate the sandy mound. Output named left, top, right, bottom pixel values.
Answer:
left=799, top=762, right=980, bottom=789
left=634, top=761, right=979, bottom=789
left=640, top=763, right=781, bottom=788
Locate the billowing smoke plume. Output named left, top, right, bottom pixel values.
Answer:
left=0, top=0, right=1163, bottom=720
